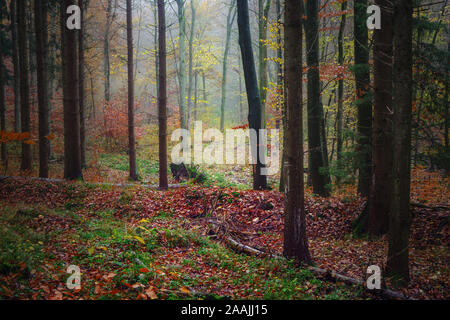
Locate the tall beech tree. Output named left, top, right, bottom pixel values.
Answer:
left=237, top=0, right=267, bottom=190
left=18, top=0, right=32, bottom=172
left=34, top=0, right=50, bottom=178
left=283, top=0, right=311, bottom=263
left=219, top=0, right=237, bottom=132
left=61, top=0, right=82, bottom=180
left=127, top=0, right=138, bottom=181
left=354, top=0, right=372, bottom=197
left=304, top=0, right=330, bottom=197
left=368, top=0, right=393, bottom=236
left=158, top=0, right=168, bottom=190
left=386, top=0, right=413, bottom=285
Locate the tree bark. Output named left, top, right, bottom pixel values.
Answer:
left=158, top=0, right=168, bottom=190
left=18, top=0, right=32, bottom=172
left=35, top=0, right=50, bottom=178
left=79, top=0, right=86, bottom=169
left=305, top=0, right=330, bottom=197
left=237, top=0, right=267, bottom=190
left=354, top=0, right=372, bottom=197
left=386, top=0, right=413, bottom=286
left=0, top=8, right=5, bottom=163
left=127, top=0, right=138, bottom=181
left=283, top=0, right=311, bottom=263
left=10, top=0, right=21, bottom=132
left=61, top=0, right=82, bottom=180
left=368, top=0, right=393, bottom=237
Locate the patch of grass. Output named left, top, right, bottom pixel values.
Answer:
left=0, top=205, right=49, bottom=296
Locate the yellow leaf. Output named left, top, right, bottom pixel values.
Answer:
left=134, top=235, right=145, bottom=245
left=88, top=247, right=95, bottom=255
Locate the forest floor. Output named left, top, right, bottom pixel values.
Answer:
left=0, top=164, right=448, bottom=300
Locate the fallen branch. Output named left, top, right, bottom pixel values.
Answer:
left=411, top=202, right=450, bottom=211
left=207, top=219, right=413, bottom=300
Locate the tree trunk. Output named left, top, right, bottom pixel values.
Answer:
left=220, top=0, right=236, bottom=131
left=186, top=0, right=196, bottom=130
left=283, top=0, right=311, bottom=263
left=0, top=8, right=5, bottom=163
left=336, top=0, right=347, bottom=184
left=237, top=0, right=267, bottom=190
left=158, top=0, right=168, bottom=190
left=61, top=0, right=82, bottom=180
left=79, top=0, right=86, bottom=168
left=305, top=0, right=330, bottom=197
left=104, top=0, right=113, bottom=102
left=35, top=0, right=50, bottom=178
left=368, top=0, right=393, bottom=237
left=10, top=0, right=20, bottom=132
left=176, top=0, right=187, bottom=129
left=386, top=0, right=413, bottom=286
left=354, top=0, right=372, bottom=198
left=258, top=0, right=270, bottom=129
left=127, top=0, right=138, bottom=181
left=18, top=0, right=32, bottom=172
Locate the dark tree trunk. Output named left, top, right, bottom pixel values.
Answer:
left=386, top=0, right=413, bottom=286
left=283, top=0, right=311, bottom=264
left=79, top=0, right=86, bottom=168
left=35, top=0, right=50, bottom=178
left=61, top=0, right=82, bottom=180
left=368, top=0, right=393, bottom=237
left=10, top=0, right=21, bottom=132
left=237, top=0, right=267, bottom=190
left=305, top=0, right=330, bottom=197
left=127, top=0, right=138, bottom=181
left=18, top=0, right=32, bottom=172
left=283, top=0, right=311, bottom=263
left=158, top=0, right=168, bottom=190
left=354, top=0, right=372, bottom=198
left=0, top=13, right=5, bottom=163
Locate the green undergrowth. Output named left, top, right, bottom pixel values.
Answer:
left=0, top=184, right=366, bottom=300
